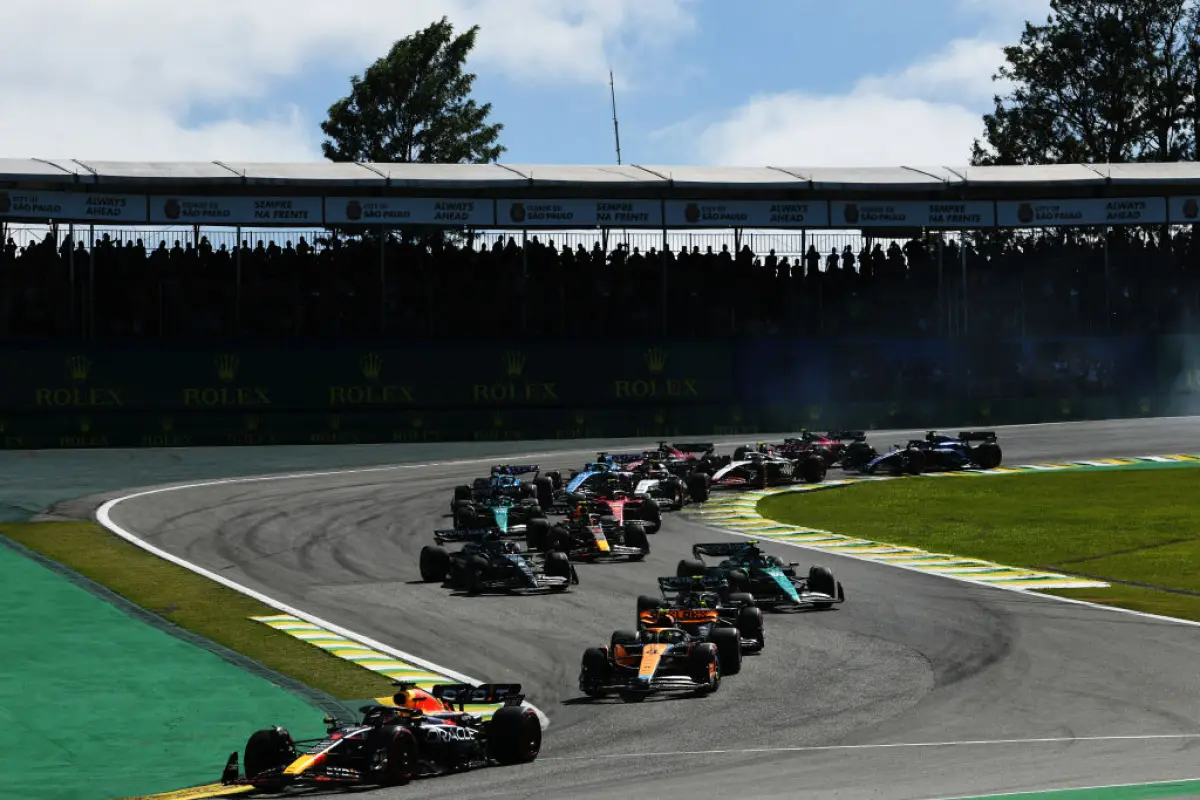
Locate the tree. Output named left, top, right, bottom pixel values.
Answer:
left=971, top=0, right=1199, bottom=166
left=321, top=17, right=505, bottom=164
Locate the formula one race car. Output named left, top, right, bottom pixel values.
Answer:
left=686, top=445, right=825, bottom=502
left=854, top=430, right=1003, bottom=475
left=774, top=430, right=877, bottom=471
left=637, top=576, right=765, bottom=653
left=550, top=470, right=664, bottom=532
left=219, top=683, right=540, bottom=790
left=578, top=612, right=738, bottom=702
left=627, top=456, right=690, bottom=510
left=529, top=505, right=651, bottom=562
left=419, top=529, right=577, bottom=594
left=452, top=496, right=547, bottom=533
left=678, top=541, right=845, bottom=611
left=451, top=465, right=563, bottom=511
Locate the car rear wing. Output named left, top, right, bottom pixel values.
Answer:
left=827, top=430, right=867, bottom=441
left=958, top=430, right=997, bottom=442
left=433, top=528, right=505, bottom=544
left=658, top=575, right=724, bottom=592
left=600, top=452, right=644, bottom=463
left=430, top=682, right=526, bottom=708
left=692, top=541, right=757, bottom=559
left=672, top=442, right=715, bottom=453
left=491, top=464, right=540, bottom=475
left=639, top=607, right=720, bottom=625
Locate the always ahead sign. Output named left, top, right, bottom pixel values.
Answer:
left=996, top=198, right=1167, bottom=227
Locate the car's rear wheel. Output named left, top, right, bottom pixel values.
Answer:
left=418, top=546, right=450, bottom=583
left=488, top=706, right=542, bottom=764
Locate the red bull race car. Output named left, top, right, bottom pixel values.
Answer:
left=219, top=683, right=541, bottom=790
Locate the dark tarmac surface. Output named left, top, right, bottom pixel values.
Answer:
left=82, top=418, right=1200, bottom=799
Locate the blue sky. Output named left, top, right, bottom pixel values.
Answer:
left=1, top=0, right=1050, bottom=167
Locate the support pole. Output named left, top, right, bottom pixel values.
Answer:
left=937, top=235, right=944, bottom=336
left=1103, top=226, right=1111, bottom=334
left=661, top=222, right=668, bottom=339
left=521, top=229, right=529, bottom=335
left=68, top=223, right=76, bottom=336
left=960, top=230, right=968, bottom=337
left=235, top=225, right=242, bottom=333
left=380, top=224, right=387, bottom=334
left=88, top=223, right=95, bottom=340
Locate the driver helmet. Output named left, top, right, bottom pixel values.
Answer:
left=393, top=686, right=450, bottom=714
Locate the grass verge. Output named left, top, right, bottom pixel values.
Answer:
left=1, top=520, right=393, bottom=701
left=757, top=469, right=1200, bottom=622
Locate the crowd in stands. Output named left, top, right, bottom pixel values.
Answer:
left=2, top=226, right=1198, bottom=344
left=3, top=225, right=1193, bottom=401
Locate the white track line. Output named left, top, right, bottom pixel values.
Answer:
left=539, top=732, right=1200, bottom=761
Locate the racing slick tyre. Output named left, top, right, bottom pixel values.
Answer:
left=463, top=555, right=489, bottom=595
left=453, top=484, right=472, bottom=503
left=244, top=727, right=296, bottom=790
left=544, top=470, right=563, bottom=490
left=534, top=476, right=555, bottom=508
left=381, top=727, right=416, bottom=786
left=636, top=498, right=662, bottom=533
left=842, top=441, right=876, bottom=470
left=454, top=504, right=477, bottom=529
left=688, top=642, right=721, bottom=695
left=677, top=558, right=707, bottom=578
left=686, top=472, right=711, bottom=503
left=637, top=594, right=661, bottom=614
left=487, top=705, right=542, bottom=764
left=799, top=454, right=826, bottom=484
left=580, top=647, right=612, bottom=697
left=892, top=449, right=924, bottom=476
left=623, top=521, right=651, bottom=560
left=727, top=591, right=756, bottom=607
left=547, top=524, right=572, bottom=553
left=972, top=442, right=1003, bottom=470
left=725, top=568, right=751, bottom=593
left=525, top=517, right=551, bottom=551
left=708, top=626, right=742, bottom=675
left=419, top=546, right=451, bottom=583
left=544, top=551, right=572, bottom=591
left=736, top=605, right=765, bottom=651
left=611, top=629, right=639, bottom=649
left=808, top=565, right=836, bottom=609
left=733, top=446, right=751, bottom=461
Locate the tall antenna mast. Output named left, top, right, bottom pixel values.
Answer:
left=609, top=69, right=623, bottom=165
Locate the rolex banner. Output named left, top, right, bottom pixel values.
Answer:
left=0, top=344, right=737, bottom=414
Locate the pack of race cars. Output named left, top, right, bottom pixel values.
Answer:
left=219, top=429, right=1000, bottom=789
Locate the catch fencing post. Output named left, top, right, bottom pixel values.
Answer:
left=960, top=229, right=968, bottom=336
left=234, top=225, right=242, bottom=332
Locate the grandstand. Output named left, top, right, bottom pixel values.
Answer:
left=0, top=159, right=1197, bottom=448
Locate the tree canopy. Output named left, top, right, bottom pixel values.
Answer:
left=972, top=0, right=1200, bottom=165
left=321, top=17, right=505, bottom=165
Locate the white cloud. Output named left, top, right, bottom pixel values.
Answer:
left=0, top=0, right=693, bottom=161
left=694, top=35, right=1011, bottom=167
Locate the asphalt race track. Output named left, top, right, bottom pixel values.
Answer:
left=94, top=418, right=1200, bottom=799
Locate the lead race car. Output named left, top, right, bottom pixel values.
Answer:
left=219, top=683, right=541, bottom=790
left=853, top=430, right=1003, bottom=475
left=578, top=611, right=736, bottom=702
left=678, top=540, right=845, bottom=611
left=419, top=529, right=576, bottom=594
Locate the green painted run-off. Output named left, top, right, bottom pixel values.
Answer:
left=0, top=541, right=323, bottom=800
left=943, top=778, right=1200, bottom=800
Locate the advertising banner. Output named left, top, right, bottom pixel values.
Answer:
left=996, top=197, right=1167, bottom=227
left=323, top=197, right=494, bottom=226
left=148, top=196, right=323, bottom=225
left=830, top=201, right=995, bottom=228
left=495, top=199, right=663, bottom=228
left=663, top=200, right=830, bottom=228
left=0, top=190, right=148, bottom=223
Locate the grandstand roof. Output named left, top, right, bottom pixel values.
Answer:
left=4, top=159, right=1200, bottom=199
